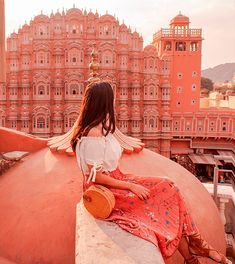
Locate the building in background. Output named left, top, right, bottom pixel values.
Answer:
left=0, top=5, right=234, bottom=162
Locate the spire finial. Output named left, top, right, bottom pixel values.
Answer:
left=87, top=43, right=100, bottom=84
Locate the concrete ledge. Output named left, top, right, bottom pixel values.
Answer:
left=76, top=201, right=165, bottom=264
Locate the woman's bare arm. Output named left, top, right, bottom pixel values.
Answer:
left=85, top=127, right=150, bottom=200
left=89, top=168, right=150, bottom=200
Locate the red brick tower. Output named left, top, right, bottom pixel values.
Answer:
left=153, top=12, right=203, bottom=113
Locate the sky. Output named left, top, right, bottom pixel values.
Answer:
left=4, top=0, right=235, bottom=70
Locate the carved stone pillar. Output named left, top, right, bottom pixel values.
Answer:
left=218, top=197, right=229, bottom=225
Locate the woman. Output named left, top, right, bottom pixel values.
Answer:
left=71, top=81, right=231, bottom=264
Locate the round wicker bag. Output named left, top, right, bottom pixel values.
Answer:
left=83, top=184, right=115, bottom=219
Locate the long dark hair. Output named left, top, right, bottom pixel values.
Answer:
left=70, top=81, right=116, bottom=152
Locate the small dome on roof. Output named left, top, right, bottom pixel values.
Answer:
left=34, top=13, right=50, bottom=23
left=87, top=10, right=95, bottom=18
left=170, top=11, right=189, bottom=25
left=100, top=14, right=116, bottom=22
left=66, top=6, right=83, bottom=17
left=132, top=30, right=139, bottom=37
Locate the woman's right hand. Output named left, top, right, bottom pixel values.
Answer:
left=128, top=183, right=150, bottom=200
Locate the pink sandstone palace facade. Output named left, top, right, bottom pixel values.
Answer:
left=0, top=3, right=234, bottom=159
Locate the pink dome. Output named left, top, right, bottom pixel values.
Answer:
left=0, top=128, right=226, bottom=264
left=170, top=12, right=189, bottom=25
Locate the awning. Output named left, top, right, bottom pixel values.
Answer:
left=189, top=154, right=222, bottom=165
left=217, top=150, right=235, bottom=160
left=171, top=148, right=194, bottom=155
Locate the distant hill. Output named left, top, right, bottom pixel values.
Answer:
left=202, top=63, right=235, bottom=82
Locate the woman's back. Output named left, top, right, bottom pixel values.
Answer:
left=75, top=126, right=122, bottom=183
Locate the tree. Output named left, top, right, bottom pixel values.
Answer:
left=201, top=77, right=213, bottom=91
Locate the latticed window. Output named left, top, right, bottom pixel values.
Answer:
left=132, top=120, right=139, bottom=128
left=11, top=120, right=17, bottom=128
left=22, top=121, right=29, bottom=128
left=70, top=84, right=79, bottom=95
left=120, top=120, right=128, bottom=128
left=37, top=117, right=45, bottom=128
left=120, top=87, right=127, bottom=96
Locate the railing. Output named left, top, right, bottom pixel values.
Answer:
left=172, top=130, right=235, bottom=140
left=203, top=183, right=235, bottom=225
left=153, top=28, right=202, bottom=39
left=213, top=155, right=235, bottom=206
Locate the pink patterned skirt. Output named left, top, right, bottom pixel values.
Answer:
left=109, top=168, right=199, bottom=259
left=85, top=167, right=199, bottom=259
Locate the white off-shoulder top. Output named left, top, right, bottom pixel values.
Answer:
left=75, top=133, right=122, bottom=184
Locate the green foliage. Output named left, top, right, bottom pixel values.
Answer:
left=201, top=77, right=213, bottom=91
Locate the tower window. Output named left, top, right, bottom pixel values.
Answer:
left=177, top=101, right=181, bottom=107
left=192, top=84, right=196, bottom=91
left=192, top=71, right=197, bottom=77
left=176, top=42, right=186, bottom=51
left=177, top=73, right=183, bottom=79
left=177, top=86, right=183, bottom=93
left=190, top=42, right=198, bottom=51
left=164, top=41, right=172, bottom=51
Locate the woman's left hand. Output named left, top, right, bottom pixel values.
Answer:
left=128, top=183, right=150, bottom=200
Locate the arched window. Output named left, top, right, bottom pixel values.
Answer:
left=149, top=59, right=154, bottom=69
left=38, top=85, right=45, bottom=95
left=190, top=42, right=198, bottom=52
left=149, top=117, right=155, bottom=128
left=70, top=83, right=79, bottom=95
left=67, top=113, right=78, bottom=128
left=102, top=51, right=113, bottom=65
left=0, top=115, right=5, bottom=127
left=69, top=117, right=76, bottom=128
left=176, top=42, right=186, bottom=51
left=149, top=86, right=154, bottom=96
left=68, top=48, right=79, bottom=64
left=164, top=41, right=172, bottom=51
left=143, top=112, right=157, bottom=132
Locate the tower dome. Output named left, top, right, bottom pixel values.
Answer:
left=170, top=11, right=189, bottom=26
